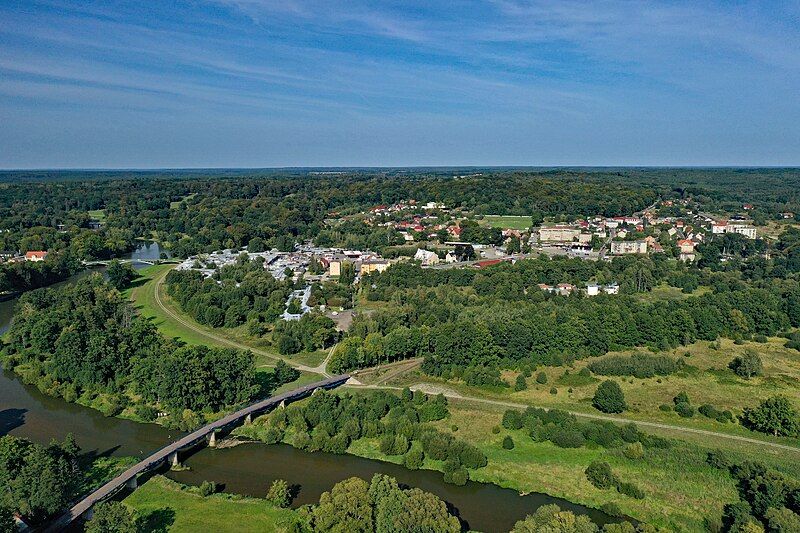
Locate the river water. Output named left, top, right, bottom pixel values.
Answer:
left=0, top=244, right=617, bottom=532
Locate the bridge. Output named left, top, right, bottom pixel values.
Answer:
left=45, top=374, right=350, bottom=532
left=83, top=258, right=156, bottom=266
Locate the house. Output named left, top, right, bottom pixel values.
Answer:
left=445, top=251, right=458, bottom=263
left=414, top=248, right=440, bottom=266
left=604, top=283, right=620, bottom=295
left=448, top=226, right=463, bottom=239
left=728, top=224, right=757, bottom=239
left=360, top=260, right=390, bottom=275
left=610, top=240, right=647, bottom=255
left=0, top=250, right=17, bottom=262
left=677, top=239, right=696, bottom=262
left=25, top=251, right=48, bottom=262
left=556, top=283, right=575, bottom=295
left=586, top=284, right=600, bottom=296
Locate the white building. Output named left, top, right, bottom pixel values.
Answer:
left=414, top=248, right=440, bottom=266
left=610, top=240, right=648, bottom=255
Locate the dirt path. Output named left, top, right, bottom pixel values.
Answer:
left=351, top=381, right=800, bottom=455
left=151, top=267, right=800, bottom=455
left=151, top=267, right=322, bottom=375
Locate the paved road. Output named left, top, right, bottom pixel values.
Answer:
left=46, top=375, right=350, bottom=532
left=152, top=268, right=323, bottom=375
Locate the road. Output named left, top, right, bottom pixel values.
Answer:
left=149, top=266, right=800, bottom=455
left=152, top=267, right=323, bottom=375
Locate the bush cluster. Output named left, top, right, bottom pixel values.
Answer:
left=262, top=389, right=486, bottom=486
left=588, top=353, right=685, bottom=379
left=585, top=461, right=645, bottom=500
left=502, top=407, right=669, bottom=451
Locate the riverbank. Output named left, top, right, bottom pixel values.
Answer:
left=124, top=476, right=300, bottom=532
left=231, top=389, right=798, bottom=531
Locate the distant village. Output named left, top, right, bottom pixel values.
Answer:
left=165, top=196, right=764, bottom=302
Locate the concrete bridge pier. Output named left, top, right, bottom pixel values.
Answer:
left=126, top=476, right=138, bottom=490
left=207, top=431, right=217, bottom=448
left=279, top=399, right=286, bottom=409
left=244, top=413, right=252, bottom=425
left=168, top=452, right=179, bottom=468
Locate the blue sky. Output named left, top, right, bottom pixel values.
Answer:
left=0, top=0, right=798, bottom=168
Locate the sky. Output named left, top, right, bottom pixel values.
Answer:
left=0, top=0, right=798, bottom=168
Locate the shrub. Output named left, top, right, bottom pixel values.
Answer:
left=600, top=502, right=624, bottom=517
left=673, top=391, right=690, bottom=405
left=199, top=480, right=218, bottom=497
left=536, top=372, right=548, bottom=385
left=579, top=368, right=592, bottom=377
left=674, top=402, right=695, bottom=418
left=658, top=404, right=672, bottom=412
left=266, top=479, right=292, bottom=508
left=443, top=467, right=468, bottom=486
left=549, top=387, right=558, bottom=395
left=754, top=334, right=768, bottom=343
left=617, top=481, right=645, bottom=499
left=502, top=436, right=514, bottom=450
left=403, top=446, right=424, bottom=470
left=592, top=380, right=626, bottom=413
left=514, top=374, right=527, bottom=391
left=729, top=350, right=763, bottom=379
left=491, top=426, right=501, bottom=434
left=551, top=428, right=586, bottom=448
left=134, top=404, right=158, bottom=422
left=623, top=442, right=644, bottom=460
left=502, top=409, right=524, bottom=430
left=706, top=450, right=732, bottom=470
left=585, top=461, right=617, bottom=489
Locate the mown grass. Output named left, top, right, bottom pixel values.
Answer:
left=124, top=475, right=301, bottom=532
left=87, top=209, right=106, bottom=222
left=127, top=265, right=326, bottom=369
left=480, top=215, right=532, bottom=230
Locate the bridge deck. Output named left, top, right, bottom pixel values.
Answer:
left=45, top=374, right=350, bottom=532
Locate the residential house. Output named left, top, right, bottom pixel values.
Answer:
left=25, top=251, right=48, bottom=262
left=610, top=240, right=647, bottom=255
left=414, top=248, right=440, bottom=266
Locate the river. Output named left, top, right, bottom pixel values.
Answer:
left=0, top=243, right=617, bottom=532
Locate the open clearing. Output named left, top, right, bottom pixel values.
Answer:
left=481, top=215, right=531, bottom=230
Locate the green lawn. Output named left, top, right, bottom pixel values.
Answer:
left=88, top=209, right=106, bottom=222
left=124, top=476, right=301, bottom=532
left=481, top=215, right=532, bottom=230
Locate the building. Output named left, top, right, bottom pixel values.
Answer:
left=414, top=248, right=440, bottom=266
left=24, top=251, right=48, bottom=262
left=604, top=283, right=620, bottom=295
left=610, top=240, right=647, bottom=255
left=677, top=239, right=696, bottom=262
left=0, top=250, right=17, bottom=262
left=556, top=283, right=575, bottom=296
left=538, top=225, right=581, bottom=243
left=359, top=260, right=389, bottom=275
left=586, top=284, right=600, bottom=296
left=711, top=221, right=757, bottom=239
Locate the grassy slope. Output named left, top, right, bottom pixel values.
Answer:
left=383, top=337, right=800, bottom=449
left=124, top=476, right=300, bottom=532
left=127, top=265, right=326, bottom=369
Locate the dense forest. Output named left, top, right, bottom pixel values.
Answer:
left=329, top=257, right=800, bottom=385
left=1, top=275, right=267, bottom=429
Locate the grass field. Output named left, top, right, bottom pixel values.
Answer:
left=384, top=337, right=800, bottom=449
left=481, top=215, right=532, bottom=230
left=124, top=476, right=300, bottom=532
left=88, top=209, right=106, bottom=222
left=127, top=265, right=326, bottom=370
left=239, top=391, right=799, bottom=531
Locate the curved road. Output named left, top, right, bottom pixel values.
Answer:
left=148, top=266, right=800, bottom=455
left=152, top=268, right=326, bottom=375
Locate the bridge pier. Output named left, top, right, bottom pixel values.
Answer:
left=126, top=476, right=138, bottom=490
left=279, top=399, right=286, bottom=409
left=245, top=413, right=252, bottom=425
left=168, top=452, right=179, bottom=468
left=207, top=431, right=217, bottom=448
